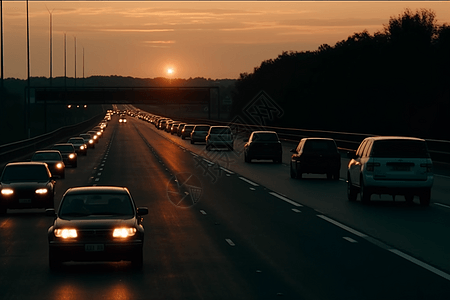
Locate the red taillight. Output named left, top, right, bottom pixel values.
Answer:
left=420, top=163, right=433, bottom=172
left=366, top=162, right=380, bottom=172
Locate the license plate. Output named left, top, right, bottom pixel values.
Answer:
left=85, top=244, right=104, bottom=252
left=19, top=199, right=31, bottom=203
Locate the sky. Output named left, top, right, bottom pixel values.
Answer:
left=2, top=1, right=450, bottom=80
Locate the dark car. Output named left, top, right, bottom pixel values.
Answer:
left=244, top=131, right=282, bottom=163
left=0, top=162, right=56, bottom=214
left=177, top=123, right=186, bottom=136
left=206, top=126, right=234, bottom=151
left=67, top=137, right=87, bottom=156
left=181, top=124, right=195, bottom=140
left=290, top=138, right=341, bottom=180
left=51, top=143, right=78, bottom=167
left=79, top=133, right=95, bottom=149
left=190, top=125, right=211, bottom=144
left=31, top=150, right=66, bottom=179
left=87, top=131, right=100, bottom=143
left=46, top=186, right=148, bottom=270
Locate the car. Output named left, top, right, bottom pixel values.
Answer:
left=243, top=131, right=282, bottom=163
left=170, top=123, right=181, bottom=135
left=67, top=137, right=88, bottom=156
left=206, top=126, right=234, bottom=151
left=158, top=118, right=170, bottom=130
left=31, top=150, right=66, bottom=179
left=119, top=115, right=127, bottom=123
left=0, top=162, right=56, bottom=214
left=347, top=136, right=434, bottom=205
left=87, top=131, right=100, bottom=143
left=290, top=138, right=341, bottom=180
left=177, top=123, right=186, bottom=136
left=181, top=124, right=194, bottom=139
left=46, top=186, right=149, bottom=270
left=51, top=143, right=78, bottom=167
left=190, top=125, right=211, bottom=144
left=79, top=133, right=95, bottom=149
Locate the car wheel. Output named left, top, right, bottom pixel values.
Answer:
left=333, top=171, right=340, bottom=180
left=191, top=140, right=194, bottom=144
left=73, top=162, right=77, bottom=168
left=274, top=156, right=282, bottom=164
left=0, top=206, right=7, bottom=215
left=290, top=163, right=296, bottom=179
left=347, top=175, right=357, bottom=201
left=327, top=173, right=333, bottom=180
left=182, top=136, right=185, bottom=140
left=360, top=178, right=371, bottom=203
left=60, top=172, right=65, bottom=179
left=131, top=248, right=143, bottom=270
left=49, top=248, right=62, bottom=271
left=245, top=154, right=251, bottom=163
left=419, top=189, right=431, bottom=206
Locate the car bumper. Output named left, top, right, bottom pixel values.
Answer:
left=364, top=175, right=434, bottom=191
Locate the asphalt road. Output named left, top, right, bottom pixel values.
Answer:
left=0, top=111, right=449, bottom=300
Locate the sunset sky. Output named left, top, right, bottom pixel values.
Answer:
left=2, top=1, right=449, bottom=80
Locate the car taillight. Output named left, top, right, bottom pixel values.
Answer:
left=366, top=162, right=380, bottom=172
left=420, top=163, right=433, bottom=172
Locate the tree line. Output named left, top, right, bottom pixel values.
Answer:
left=231, top=9, right=450, bottom=140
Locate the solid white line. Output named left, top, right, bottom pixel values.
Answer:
left=317, top=215, right=367, bottom=238
left=343, top=237, right=358, bottom=243
left=269, top=192, right=303, bottom=207
left=238, top=177, right=259, bottom=186
left=250, top=187, right=256, bottom=191
left=292, top=209, right=302, bottom=213
left=435, top=174, right=450, bottom=179
left=191, top=152, right=198, bottom=156
left=200, top=210, right=207, bottom=215
left=95, top=178, right=100, bottom=182
left=203, top=158, right=214, bottom=165
left=434, top=203, right=450, bottom=209
left=99, top=168, right=103, bottom=171
left=220, top=167, right=235, bottom=174
left=389, top=249, right=450, bottom=281
left=97, top=173, right=101, bottom=176
left=225, top=239, right=235, bottom=246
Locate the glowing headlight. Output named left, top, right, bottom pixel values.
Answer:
left=93, top=136, right=98, bottom=140
left=54, top=229, right=77, bottom=238
left=80, top=145, right=85, bottom=150
left=97, top=131, right=101, bottom=136
left=35, top=188, right=48, bottom=194
left=69, top=153, right=75, bottom=159
left=1, top=188, right=14, bottom=195
left=113, top=228, right=136, bottom=238
left=123, top=119, right=127, bottom=123
left=89, top=140, right=94, bottom=144
left=56, top=163, right=63, bottom=169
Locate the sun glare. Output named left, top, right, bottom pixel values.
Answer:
left=167, top=68, right=174, bottom=75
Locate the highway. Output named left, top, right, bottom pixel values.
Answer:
left=0, top=110, right=449, bottom=300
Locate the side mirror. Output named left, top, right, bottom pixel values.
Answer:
left=137, top=207, right=148, bottom=216
left=290, top=149, right=297, bottom=154
left=45, top=208, right=56, bottom=217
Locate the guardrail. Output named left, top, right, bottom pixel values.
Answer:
left=0, top=113, right=106, bottom=164
left=158, top=116, right=450, bottom=164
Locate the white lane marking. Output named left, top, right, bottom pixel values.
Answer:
left=101, top=164, right=105, bottom=167
left=191, top=152, right=198, bottom=157
left=292, top=209, right=302, bottom=213
left=99, top=168, right=103, bottom=171
left=434, top=203, right=450, bottom=209
left=250, top=187, right=256, bottom=191
left=226, top=174, right=231, bottom=177
left=95, top=178, right=100, bottom=182
left=389, top=249, right=450, bottom=281
left=203, top=158, right=214, bottom=165
left=97, top=173, right=101, bottom=176
left=220, top=167, right=234, bottom=174
left=200, top=210, right=207, bottom=215
left=317, top=215, right=367, bottom=238
left=343, top=237, right=357, bottom=243
left=225, top=239, right=235, bottom=246
left=269, top=192, right=303, bottom=207
left=239, top=177, right=259, bottom=186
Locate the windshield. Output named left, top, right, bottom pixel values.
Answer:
left=52, top=145, right=74, bottom=152
left=68, top=138, right=84, bottom=144
left=194, top=126, right=210, bottom=132
left=59, top=194, right=134, bottom=218
left=32, top=153, right=61, bottom=161
left=303, top=140, right=337, bottom=153
left=210, top=127, right=231, bottom=134
left=252, top=132, right=278, bottom=141
left=1, top=165, right=49, bottom=182
left=372, top=140, right=430, bottom=158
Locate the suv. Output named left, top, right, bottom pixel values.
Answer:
left=191, top=125, right=211, bottom=144
left=290, top=138, right=341, bottom=180
left=206, top=126, right=234, bottom=151
left=347, top=136, right=433, bottom=205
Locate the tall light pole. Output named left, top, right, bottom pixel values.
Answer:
left=26, top=0, right=31, bottom=138
left=1, top=0, right=4, bottom=89
left=46, top=7, right=54, bottom=86
left=64, top=33, right=66, bottom=87
left=74, top=36, right=76, bottom=87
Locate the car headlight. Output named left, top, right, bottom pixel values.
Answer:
left=54, top=229, right=77, bottom=238
left=1, top=188, right=14, bottom=195
left=89, top=140, right=94, bottom=144
left=69, top=153, right=75, bottom=159
left=123, top=119, right=127, bottom=123
left=97, top=131, right=101, bottom=136
left=56, top=163, right=63, bottom=169
left=113, top=228, right=136, bottom=238
left=93, top=136, right=98, bottom=140
left=80, top=145, right=85, bottom=150
left=35, top=188, right=48, bottom=194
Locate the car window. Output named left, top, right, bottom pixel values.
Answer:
left=32, top=153, right=61, bottom=161
left=252, top=132, right=278, bottom=141
left=194, top=126, right=210, bottom=131
left=303, top=140, right=337, bottom=153
left=53, top=145, right=74, bottom=152
left=60, top=194, right=134, bottom=217
left=371, top=140, right=430, bottom=158
left=210, top=127, right=231, bottom=134
left=1, top=165, right=49, bottom=182
left=68, top=138, right=83, bottom=143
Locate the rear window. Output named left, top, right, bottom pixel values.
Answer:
left=210, top=127, right=231, bottom=134
left=195, top=126, right=210, bottom=131
left=1, top=165, right=49, bottom=182
left=303, top=140, right=337, bottom=153
left=52, top=145, right=74, bottom=152
left=60, top=194, right=134, bottom=217
left=32, top=152, right=62, bottom=161
left=372, top=140, right=430, bottom=158
left=68, top=138, right=84, bottom=143
left=252, top=132, right=279, bottom=141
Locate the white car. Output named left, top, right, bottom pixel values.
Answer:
left=347, top=136, right=433, bottom=205
left=206, top=126, right=234, bottom=151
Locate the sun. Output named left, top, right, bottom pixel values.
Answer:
left=167, top=68, right=174, bottom=75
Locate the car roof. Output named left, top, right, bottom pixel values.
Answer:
left=64, top=186, right=130, bottom=195
left=34, top=150, right=61, bottom=154
left=53, top=143, right=75, bottom=146
left=252, top=131, right=277, bottom=134
left=5, top=161, right=48, bottom=167
left=301, top=137, right=335, bottom=141
left=367, top=136, right=425, bottom=142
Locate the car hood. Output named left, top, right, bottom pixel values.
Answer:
left=54, top=217, right=136, bottom=229
left=1, top=181, right=50, bottom=188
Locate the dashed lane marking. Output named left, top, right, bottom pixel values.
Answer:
left=238, top=177, right=259, bottom=186
left=269, top=192, right=302, bottom=207
left=225, top=239, right=235, bottom=246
